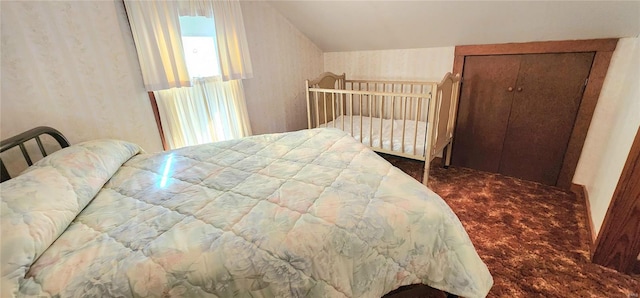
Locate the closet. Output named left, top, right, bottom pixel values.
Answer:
left=451, top=52, right=595, bottom=186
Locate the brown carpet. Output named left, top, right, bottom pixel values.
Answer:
left=380, top=154, right=640, bottom=298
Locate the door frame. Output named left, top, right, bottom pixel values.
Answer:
left=452, top=39, right=618, bottom=189
left=591, top=127, right=640, bottom=274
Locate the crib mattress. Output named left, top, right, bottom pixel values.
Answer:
left=319, top=115, right=428, bottom=157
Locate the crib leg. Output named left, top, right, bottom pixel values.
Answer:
left=444, top=142, right=453, bottom=169
left=441, top=157, right=448, bottom=169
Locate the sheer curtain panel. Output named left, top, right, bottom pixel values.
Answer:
left=155, top=78, right=252, bottom=149
left=123, top=1, right=191, bottom=91
left=211, top=0, right=253, bottom=80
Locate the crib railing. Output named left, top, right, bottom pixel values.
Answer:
left=306, top=87, right=434, bottom=159
left=346, top=80, right=434, bottom=121
left=305, top=72, right=461, bottom=186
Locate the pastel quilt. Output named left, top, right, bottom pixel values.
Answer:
left=1, top=128, right=492, bottom=297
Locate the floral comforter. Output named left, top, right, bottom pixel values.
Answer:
left=1, top=128, right=492, bottom=297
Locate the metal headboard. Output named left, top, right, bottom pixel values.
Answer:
left=0, top=126, right=70, bottom=182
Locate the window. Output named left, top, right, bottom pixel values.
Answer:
left=124, top=0, right=253, bottom=150
left=179, top=16, right=221, bottom=78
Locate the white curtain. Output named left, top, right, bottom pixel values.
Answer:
left=211, top=0, right=253, bottom=81
left=124, top=1, right=191, bottom=91
left=155, top=78, right=252, bottom=149
left=124, top=0, right=254, bottom=149
left=125, top=0, right=252, bottom=85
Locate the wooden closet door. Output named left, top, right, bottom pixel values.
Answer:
left=498, top=52, right=595, bottom=185
left=451, top=55, right=521, bottom=172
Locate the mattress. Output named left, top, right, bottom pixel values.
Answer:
left=1, top=128, right=492, bottom=297
left=319, top=115, right=428, bottom=157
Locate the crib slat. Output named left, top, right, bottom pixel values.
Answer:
left=369, top=95, right=373, bottom=147
left=402, top=96, right=406, bottom=154
left=323, top=93, right=328, bottom=126
left=359, top=94, right=363, bottom=142
left=349, top=93, right=354, bottom=137
left=341, top=92, right=345, bottom=130
left=332, top=91, right=337, bottom=128
left=414, top=96, right=420, bottom=156
left=362, top=83, right=376, bottom=117
left=314, top=91, right=320, bottom=128
left=306, top=80, right=312, bottom=129
left=390, top=96, right=395, bottom=152
left=379, top=96, right=384, bottom=149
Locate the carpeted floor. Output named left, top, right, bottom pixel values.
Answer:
left=380, top=154, right=640, bottom=298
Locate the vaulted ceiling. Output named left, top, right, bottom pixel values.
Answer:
left=267, top=1, right=640, bottom=52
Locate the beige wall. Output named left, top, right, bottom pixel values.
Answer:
left=0, top=1, right=162, bottom=153
left=241, top=1, right=324, bottom=135
left=1, top=0, right=325, bottom=159
left=573, top=37, right=640, bottom=236
left=323, top=47, right=455, bottom=81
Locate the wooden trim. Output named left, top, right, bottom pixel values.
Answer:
left=556, top=50, right=614, bottom=187
left=148, top=91, right=168, bottom=151
left=454, top=39, right=618, bottom=56
left=571, top=183, right=596, bottom=248
left=592, top=127, right=640, bottom=274
left=452, top=38, right=618, bottom=189
left=452, top=55, right=464, bottom=82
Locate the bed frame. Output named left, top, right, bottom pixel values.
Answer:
left=0, top=126, right=70, bottom=182
left=306, top=72, right=461, bottom=185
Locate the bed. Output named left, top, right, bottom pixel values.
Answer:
left=0, top=126, right=492, bottom=297
left=306, top=72, right=461, bottom=185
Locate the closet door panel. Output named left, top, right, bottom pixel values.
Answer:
left=452, top=55, right=520, bottom=172
left=499, top=52, right=595, bottom=185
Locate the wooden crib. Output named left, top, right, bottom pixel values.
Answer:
left=305, top=72, right=461, bottom=185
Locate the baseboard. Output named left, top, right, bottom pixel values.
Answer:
left=571, top=183, right=596, bottom=252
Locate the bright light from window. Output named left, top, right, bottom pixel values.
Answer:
left=159, top=153, right=174, bottom=188
left=182, top=36, right=220, bottom=78
left=179, top=16, right=220, bottom=78
left=213, top=111, right=227, bottom=141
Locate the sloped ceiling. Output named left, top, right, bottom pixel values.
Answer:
left=266, top=1, right=640, bottom=52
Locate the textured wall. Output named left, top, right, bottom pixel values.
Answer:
left=0, top=1, right=162, bottom=153
left=573, top=37, right=640, bottom=236
left=0, top=0, right=325, bottom=164
left=323, top=47, right=455, bottom=82
left=241, top=1, right=324, bottom=135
